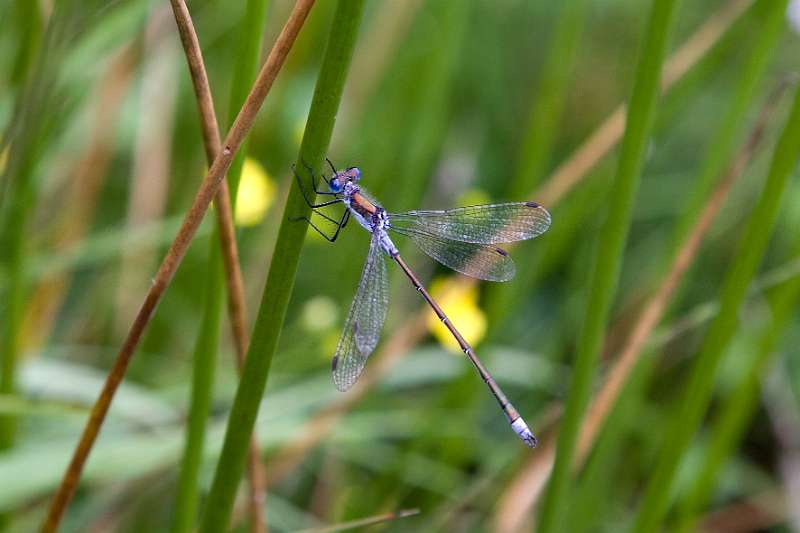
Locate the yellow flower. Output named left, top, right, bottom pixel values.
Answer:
left=235, top=158, right=275, bottom=227
left=426, top=277, right=487, bottom=353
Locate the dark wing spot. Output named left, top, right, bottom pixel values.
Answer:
left=525, top=201, right=541, bottom=208
left=352, top=321, right=359, bottom=335
left=331, top=355, right=339, bottom=371
left=495, top=247, right=509, bottom=257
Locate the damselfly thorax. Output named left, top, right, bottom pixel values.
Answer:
left=292, top=160, right=551, bottom=447
left=343, top=184, right=379, bottom=230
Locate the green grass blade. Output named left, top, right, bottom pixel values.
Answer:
left=536, top=1, right=680, bottom=531
left=198, top=2, right=366, bottom=530
left=0, top=0, right=79, bottom=450
left=8, top=0, right=43, bottom=88
left=170, top=255, right=226, bottom=533
left=171, top=2, right=270, bottom=531
left=672, top=265, right=800, bottom=532
left=388, top=0, right=471, bottom=212
left=485, top=0, right=590, bottom=328
left=225, top=0, right=271, bottom=204
left=568, top=354, right=655, bottom=533
left=508, top=0, right=588, bottom=200
left=562, top=4, right=787, bottom=527
left=630, top=85, right=800, bottom=533
left=666, top=0, right=787, bottom=259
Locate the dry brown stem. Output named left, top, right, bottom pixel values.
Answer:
left=41, top=1, right=316, bottom=530
left=491, top=74, right=780, bottom=533
left=575, top=94, right=773, bottom=461
left=535, top=0, right=752, bottom=207
left=167, top=0, right=265, bottom=530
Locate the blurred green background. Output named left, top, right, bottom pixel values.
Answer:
left=1, top=0, right=800, bottom=531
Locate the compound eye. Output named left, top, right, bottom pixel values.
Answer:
left=329, top=177, right=343, bottom=193
left=348, top=167, right=362, bottom=181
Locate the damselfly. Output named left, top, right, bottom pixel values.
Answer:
left=294, top=161, right=551, bottom=447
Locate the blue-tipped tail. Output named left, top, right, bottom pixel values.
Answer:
left=511, top=416, right=538, bottom=448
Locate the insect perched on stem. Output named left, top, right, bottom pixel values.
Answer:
left=293, top=160, right=551, bottom=447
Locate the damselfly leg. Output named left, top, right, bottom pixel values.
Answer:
left=291, top=161, right=350, bottom=241
left=295, top=209, right=350, bottom=242
left=325, top=157, right=338, bottom=179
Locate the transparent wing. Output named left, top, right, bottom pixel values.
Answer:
left=388, top=202, right=551, bottom=245
left=331, top=232, right=389, bottom=391
left=390, top=226, right=515, bottom=282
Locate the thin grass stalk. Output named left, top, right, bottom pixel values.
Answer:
left=560, top=87, right=784, bottom=531
left=486, top=0, right=752, bottom=326
left=221, top=0, right=271, bottom=363
left=630, top=86, right=800, bottom=533
left=673, top=270, right=800, bottom=532
left=563, top=80, right=789, bottom=531
left=387, top=0, right=470, bottom=212
left=665, top=0, right=788, bottom=259
left=673, top=122, right=800, bottom=529
left=492, top=257, right=800, bottom=532
left=224, top=0, right=271, bottom=222
left=294, top=509, right=420, bottom=533
left=9, top=0, right=43, bottom=87
left=576, top=86, right=781, bottom=461
left=485, top=0, right=589, bottom=328
left=333, top=0, right=422, bottom=147
left=41, top=2, right=315, bottom=529
left=0, top=127, right=32, bottom=453
left=562, top=83, right=785, bottom=531
left=113, top=14, right=178, bottom=338
left=0, top=0, right=77, bottom=451
left=761, top=365, right=800, bottom=530
left=0, top=5, right=80, bottom=530
left=493, top=89, right=773, bottom=532
left=534, top=0, right=751, bottom=209
left=508, top=0, right=588, bottom=200
left=198, top=1, right=364, bottom=530
left=20, top=45, right=136, bottom=354
left=215, top=0, right=271, bottom=378
left=218, top=0, right=271, bottom=383
left=535, top=1, right=680, bottom=531
left=0, top=0, right=43, bottom=162
left=222, top=1, right=272, bottom=529
left=167, top=0, right=269, bottom=531
left=568, top=355, right=654, bottom=532
left=172, top=265, right=225, bottom=533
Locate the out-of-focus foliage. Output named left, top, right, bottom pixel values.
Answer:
left=1, top=0, right=799, bottom=531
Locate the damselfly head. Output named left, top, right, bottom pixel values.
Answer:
left=329, top=166, right=362, bottom=193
